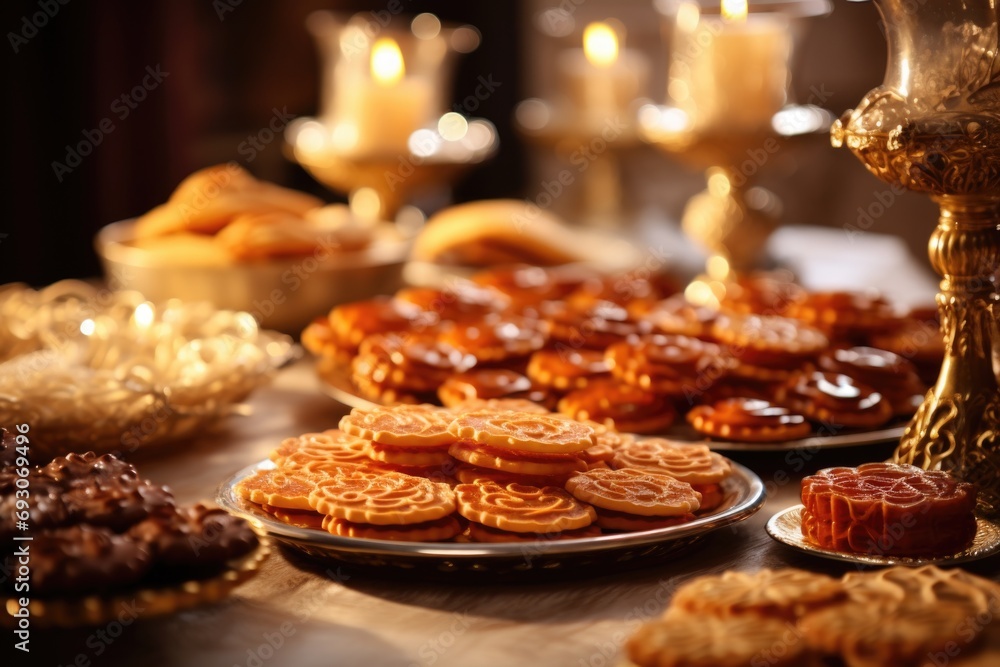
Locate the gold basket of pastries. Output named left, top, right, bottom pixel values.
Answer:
left=96, top=164, right=410, bottom=333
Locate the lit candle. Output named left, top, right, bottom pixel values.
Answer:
left=668, top=0, right=791, bottom=131
left=328, top=36, right=437, bottom=156
left=558, top=22, right=650, bottom=126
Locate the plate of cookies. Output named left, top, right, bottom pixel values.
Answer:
left=217, top=403, right=766, bottom=576
left=0, top=429, right=268, bottom=629
left=623, top=565, right=1000, bottom=667
left=303, top=266, right=940, bottom=452
left=766, top=462, right=1000, bottom=566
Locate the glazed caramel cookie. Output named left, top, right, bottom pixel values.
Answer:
left=606, top=334, right=735, bottom=395
left=779, top=371, right=893, bottom=429
left=325, top=296, right=427, bottom=354
left=394, top=283, right=508, bottom=323
left=454, top=481, right=596, bottom=533
left=566, top=467, right=701, bottom=516
left=471, top=264, right=597, bottom=310
left=711, top=313, right=829, bottom=369
left=352, top=332, right=475, bottom=394
left=340, top=404, right=457, bottom=447
left=309, top=471, right=455, bottom=525
left=448, top=410, right=594, bottom=454
left=437, top=369, right=551, bottom=408
left=717, top=271, right=805, bottom=316
left=634, top=295, right=715, bottom=338
left=785, top=290, right=899, bottom=341
left=324, top=514, right=462, bottom=542
left=449, top=442, right=587, bottom=477
left=29, top=525, right=152, bottom=596
left=525, top=349, right=612, bottom=391
left=818, top=346, right=925, bottom=416
left=557, top=378, right=677, bottom=433
left=627, top=614, right=807, bottom=667
left=612, top=439, right=731, bottom=485
left=686, top=398, right=812, bottom=442
left=543, top=301, right=651, bottom=350
left=439, top=313, right=547, bottom=363
left=672, top=568, right=845, bottom=620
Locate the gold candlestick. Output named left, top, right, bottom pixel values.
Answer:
left=641, top=0, right=831, bottom=302
left=832, top=0, right=1000, bottom=515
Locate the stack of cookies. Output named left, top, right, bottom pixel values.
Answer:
left=303, top=266, right=941, bottom=442
left=0, top=428, right=260, bottom=599
left=626, top=565, right=1000, bottom=667
left=235, top=403, right=739, bottom=542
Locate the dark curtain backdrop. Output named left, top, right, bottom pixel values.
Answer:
left=1, top=0, right=524, bottom=286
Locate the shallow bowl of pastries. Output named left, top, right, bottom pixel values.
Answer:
left=97, top=219, right=409, bottom=334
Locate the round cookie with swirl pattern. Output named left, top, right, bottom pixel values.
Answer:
left=323, top=514, right=463, bottom=542
left=449, top=441, right=587, bottom=477
left=448, top=410, right=594, bottom=454
left=455, top=481, right=596, bottom=533
left=687, top=398, right=811, bottom=442
left=566, top=467, right=702, bottom=531
left=340, top=404, right=457, bottom=447
left=557, top=378, right=677, bottom=433
left=309, top=470, right=455, bottom=525
left=612, top=439, right=731, bottom=486
left=525, top=349, right=612, bottom=391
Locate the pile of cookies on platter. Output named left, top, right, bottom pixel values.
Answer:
left=302, top=265, right=943, bottom=442
left=129, top=164, right=394, bottom=264
left=625, top=565, right=1000, bottom=667
left=235, top=402, right=737, bottom=542
left=0, top=428, right=261, bottom=600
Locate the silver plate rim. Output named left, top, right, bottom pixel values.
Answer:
left=765, top=504, right=1000, bottom=566
left=217, top=460, right=766, bottom=560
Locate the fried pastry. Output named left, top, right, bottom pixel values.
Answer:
left=543, top=301, right=651, bottom=350
left=711, top=313, right=828, bottom=370
left=800, top=462, right=978, bottom=556
left=394, top=283, right=508, bottom=323
left=525, top=349, right=612, bottom=391
left=454, top=481, right=596, bottom=532
left=785, top=290, right=899, bottom=342
left=557, top=378, right=677, bottom=433
left=235, top=468, right=327, bottom=510
left=319, top=296, right=428, bottom=355
left=448, top=442, right=587, bottom=476
left=687, top=398, right=811, bottom=442
left=439, top=313, right=547, bottom=363
left=634, top=294, right=715, bottom=338
left=446, top=397, right=552, bottom=415
left=365, top=441, right=454, bottom=467
left=323, top=514, right=462, bottom=541
left=438, top=369, right=551, bottom=408
left=606, top=334, right=735, bottom=395
left=566, top=467, right=701, bottom=516
left=779, top=371, right=892, bottom=428
left=818, top=346, right=925, bottom=416
left=352, top=332, right=476, bottom=394
left=612, top=439, right=731, bottom=485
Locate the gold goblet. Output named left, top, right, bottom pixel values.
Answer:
left=832, top=0, right=1000, bottom=515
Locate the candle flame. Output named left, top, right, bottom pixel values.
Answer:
left=371, top=38, right=404, bottom=85
left=721, top=0, right=749, bottom=22
left=583, top=22, right=619, bottom=67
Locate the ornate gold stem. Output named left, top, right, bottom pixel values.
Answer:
left=894, top=195, right=1000, bottom=516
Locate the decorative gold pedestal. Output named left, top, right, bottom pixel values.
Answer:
left=833, top=0, right=1000, bottom=515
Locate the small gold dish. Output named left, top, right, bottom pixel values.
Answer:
left=1, top=537, right=269, bottom=630
left=766, top=505, right=1000, bottom=567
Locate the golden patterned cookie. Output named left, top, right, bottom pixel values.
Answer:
left=452, top=463, right=570, bottom=488
left=364, top=441, right=454, bottom=468
left=448, top=410, right=594, bottom=454
left=841, top=565, right=1000, bottom=614
left=525, top=349, right=612, bottom=391
left=467, top=522, right=601, bottom=543
left=236, top=468, right=328, bottom=511
left=447, top=398, right=552, bottom=415
left=566, top=468, right=701, bottom=516
left=672, top=568, right=845, bottom=620
left=454, top=482, right=596, bottom=533
left=612, top=439, right=732, bottom=485
left=309, top=470, right=455, bottom=525
left=260, top=504, right=325, bottom=530
left=635, top=295, right=715, bottom=338
left=323, top=515, right=463, bottom=542
left=579, top=430, right=633, bottom=465
left=627, top=614, right=807, bottom=667
left=785, top=290, right=899, bottom=341
left=449, top=442, right=587, bottom=477
left=270, top=429, right=371, bottom=469
left=557, top=378, right=677, bottom=433
left=325, top=296, right=427, bottom=353
left=352, top=332, right=476, bottom=394
left=340, top=404, right=456, bottom=447
left=799, top=601, right=975, bottom=667
left=686, top=398, right=812, bottom=443
left=543, top=301, right=652, bottom=350
left=711, top=313, right=829, bottom=368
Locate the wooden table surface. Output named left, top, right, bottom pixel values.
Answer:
left=24, top=358, right=1000, bottom=667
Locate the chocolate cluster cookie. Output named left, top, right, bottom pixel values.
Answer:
left=0, top=443, right=259, bottom=597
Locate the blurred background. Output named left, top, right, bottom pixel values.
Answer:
left=1, top=0, right=938, bottom=287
